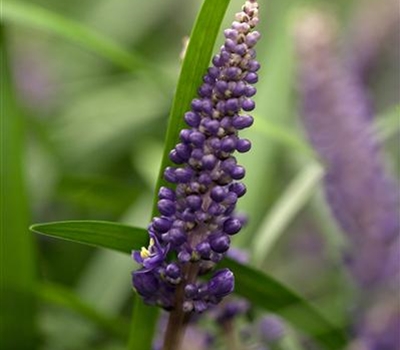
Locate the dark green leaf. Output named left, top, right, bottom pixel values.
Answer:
left=30, top=220, right=346, bottom=349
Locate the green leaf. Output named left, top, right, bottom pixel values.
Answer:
left=30, top=221, right=147, bottom=254
left=37, top=283, right=129, bottom=340
left=151, top=0, right=231, bottom=217
left=1, top=1, right=165, bottom=84
left=30, top=220, right=346, bottom=349
left=252, top=162, right=325, bottom=266
left=0, top=25, right=38, bottom=349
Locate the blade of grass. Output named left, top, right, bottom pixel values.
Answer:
left=29, top=220, right=347, bottom=349
left=1, top=1, right=169, bottom=89
left=0, top=25, right=37, bottom=349
left=252, top=162, right=325, bottom=267
left=37, top=282, right=129, bottom=341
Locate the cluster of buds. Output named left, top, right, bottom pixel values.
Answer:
left=133, top=0, right=260, bottom=313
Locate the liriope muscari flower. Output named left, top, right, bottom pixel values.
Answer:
left=132, top=0, right=260, bottom=313
left=294, top=10, right=399, bottom=288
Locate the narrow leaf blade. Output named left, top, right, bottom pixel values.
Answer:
left=30, top=220, right=146, bottom=254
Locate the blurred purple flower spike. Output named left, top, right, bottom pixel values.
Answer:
left=133, top=0, right=261, bottom=313
left=294, top=9, right=399, bottom=289
left=294, top=8, right=400, bottom=350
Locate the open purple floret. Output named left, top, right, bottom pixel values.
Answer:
left=132, top=0, right=260, bottom=313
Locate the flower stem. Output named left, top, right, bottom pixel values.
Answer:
left=162, top=263, right=198, bottom=350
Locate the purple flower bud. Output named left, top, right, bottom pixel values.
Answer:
left=157, top=199, right=176, bottom=216
left=169, top=150, right=184, bottom=164
left=229, top=182, right=247, bottom=197
left=202, top=154, right=217, bottom=170
left=245, top=85, right=257, bottom=97
left=175, top=143, right=191, bottom=161
left=189, top=131, right=206, bottom=147
left=208, top=269, right=234, bottom=298
left=153, top=217, right=173, bottom=233
left=244, top=72, right=258, bottom=84
left=211, top=186, right=228, bottom=202
left=242, top=99, right=255, bottom=111
left=223, top=218, right=242, bottom=235
left=231, top=165, right=246, bottom=180
left=197, top=242, right=211, bottom=259
left=132, top=271, right=159, bottom=297
left=174, top=168, right=193, bottom=183
left=164, top=167, right=177, bottom=183
left=226, top=98, right=240, bottom=113
left=236, top=138, right=252, bottom=152
left=185, top=111, right=200, bottom=127
left=191, top=98, right=203, bottom=111
left=179, top=129, right=192, bottom=143
left=186, top=195, right=202, bottom=210
left=168, top=228, right=186, bottom=246
left=220, top=136, right=237, bottom=152
left=246, top=31, right=261, bottom=47
left=232, top=115, right=254, bottom=129
left=166, top=263, right=181, bottom=279
left=209, top=234, right=231, bottom=253
left=198, top=83, right=213, bottom=97
left=158, top=187, right=176, bottom=201
left=215, top=80, right=228, bottom=94
left=185, top=284, right=198, bottom=298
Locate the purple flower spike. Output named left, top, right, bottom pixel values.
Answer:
left=294, top=9, right=399, bottom=289
left=132, top=0, right=260, bottom=313
left=295, top=9, right=400, bottom=349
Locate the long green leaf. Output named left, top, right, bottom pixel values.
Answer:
left=30, top=221, right=346, bottom=349
left=0, top=25, right=37, bottom=349
left=1, top=1, right=165, bottom=83
left=37, top=283, right=129, bottom=340
left=30, top=221, right=147, bottom=253
left=151, top=0, right=231, bottom=216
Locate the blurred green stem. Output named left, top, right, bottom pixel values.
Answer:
left=0, top=25, right=38, bottom=349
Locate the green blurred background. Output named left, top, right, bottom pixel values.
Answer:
left=1, top=0, right=398, bottom=349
